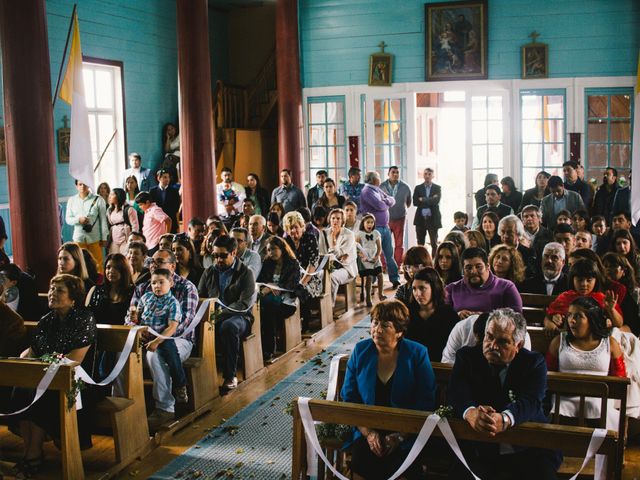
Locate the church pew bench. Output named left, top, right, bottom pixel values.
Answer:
left=521, top=293, right=557, bottom=308
left=23, top=322, right=152, bottom=467
left=332, top=356, right=629, bottom=479
left=242, top=300, right=264, bottom=380
left=522, top=306, right=546, bottom=325
left=279, top=298, right=303, bottom=354
left=0, top=359, right=84, bottom=479
left=183, top=299, right=219, bottom=412
left=336, top=278, right=357, bottom=315
left=291, top=398, right=618, bottom=480
left=313, top=258, right=334, bottom=329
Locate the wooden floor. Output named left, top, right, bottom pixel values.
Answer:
left=2, top=288, right=640, bottom=478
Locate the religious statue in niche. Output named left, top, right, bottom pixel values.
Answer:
left=57, top=115, right=70, bottom=163
left=522, top=31, right=548, bottom=79
left=369, top=41, right=393, bottom=87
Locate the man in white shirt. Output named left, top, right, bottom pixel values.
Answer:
left=231, top=227, right=261, bottom=280
left=217, top=167, right=246, bottom=218
left=65, top=180, right=109, bottom=271
left=122, top=152, right=156, bottom=192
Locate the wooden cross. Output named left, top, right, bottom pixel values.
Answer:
left=529, top=31, right=540, bottom=43
left=62, top=115, right=69, bottom=129
left=378, top=41, right=387, bottom=53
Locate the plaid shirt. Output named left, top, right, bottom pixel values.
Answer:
left=338, top=181, right=364, bottom=208
left=128, top=272, right=198, bottom=343
left=138, top=291, right=182, bottom=332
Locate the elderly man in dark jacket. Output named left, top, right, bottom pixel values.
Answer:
left=447, top=308, right=561, bottom=479
left=198, top=235, right=256, bottom=391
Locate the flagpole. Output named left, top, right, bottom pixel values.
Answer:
left=93, top=130, right=118, bottom=172
left=52, top=4, right=77, bottom=109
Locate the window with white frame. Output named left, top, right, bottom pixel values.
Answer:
left=585, top=88, right=633, bottom=185
left=520, top=90, right=566, bottom=188
left=371, top=98, right=405, bottom=178
left=471, top=95, right=503, bottom=193
left=307, top=96, right=347, bottom=183
left=83, top=60, right=126, bottom=189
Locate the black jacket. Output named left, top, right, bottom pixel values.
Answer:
left=412, top=183, right=442, bottom=229
left=150, top=186, right=181, bottom=233
left=519, top=272, right=569, bottom=296
left=198, top=259, right=256, bottom=323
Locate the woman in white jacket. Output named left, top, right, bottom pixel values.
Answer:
left=318, top=208, right=357, bottom=305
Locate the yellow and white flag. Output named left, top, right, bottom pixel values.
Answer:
left=59, top=11, right=94, bottom=190
left=631, top=50, right=640, bottom=225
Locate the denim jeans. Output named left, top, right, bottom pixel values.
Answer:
left=376, top=225, right=399, bottom=282
left=157, top=340, right=187, bottom=388
left=217, top=315, right=250, bottom=381
left=145, top=338, right=192, bottom=413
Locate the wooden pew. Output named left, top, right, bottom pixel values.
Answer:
left=282, top=298, right=303, bottom=353
left=0, top=359, right=84, bottom=479
left=521, top=293, right=557, bottom=308
left=315, top=263, right=334, bottom=329
left=522, top=306, right=546, bottom=325
left=23, top=322, right=152, bottom=467
left=336, top=278, right=357, bottom=316
left=291, top=398, right=618, bottom=480
left=184, top=299, right=219, bottom=412
left=243, top=301, right=264, bottom=380
left=332, top=356, right=629, bottom=479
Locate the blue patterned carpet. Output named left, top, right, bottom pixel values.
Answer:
left=150, top=318, right=370, bottom=480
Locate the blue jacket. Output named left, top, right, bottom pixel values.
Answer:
left=340, top=338, right=436, bottom=443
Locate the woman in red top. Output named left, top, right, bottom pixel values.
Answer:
left=544, top=259, right=623, bottom=333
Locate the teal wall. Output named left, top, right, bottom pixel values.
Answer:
left=299, top=0, right=640, bottom=87
left=0, top=0, right=180, bottom=255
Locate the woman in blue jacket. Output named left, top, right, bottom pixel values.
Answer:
left=340, top=299, right=436, bottom=480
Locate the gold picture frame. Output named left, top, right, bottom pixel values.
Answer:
left=369, top=49, right=393, bottom=87
left=57, top=128, right=70, bottom=163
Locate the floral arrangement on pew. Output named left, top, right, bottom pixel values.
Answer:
left=40, top=352, right=86, bottom=411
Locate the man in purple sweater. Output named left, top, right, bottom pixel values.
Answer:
left=359, top=171, right=400, bottom=287
left=445, top=247, right=523, bottom=319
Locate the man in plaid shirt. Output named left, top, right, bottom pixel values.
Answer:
left=126, top=249, right=198, bottom=430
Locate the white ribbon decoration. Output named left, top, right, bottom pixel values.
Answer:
left=0, top=361, right=63, bottom=417
left=300, top=255, right=330, bottom=277
left=326, top=354, right=348, bottom=402
left=568, top=428, right=607, bottom=480
left=299, top=397, right=610, bottom=480
left=256, top=282, right=295, bottom=293
left=139, top=298, right=211, bottom=341
left=355, top=242, right=376, bottom=262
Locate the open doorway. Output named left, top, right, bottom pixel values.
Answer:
left=415, top=92, right=466, bottom=232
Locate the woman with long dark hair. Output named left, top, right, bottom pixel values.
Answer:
left=477, top=211, right=501, bottom=249
left=172, top=235, right=204, bottom=286
left=244, top=173, right=270, bottom=216
left=519, top=170, right=551, bottom=211
left=406, top=267, right=459, bottom=362
left=313, top=178, right=346, bottom=213
left=610, top=228, right=640, bottom=280
left=395, top=246, right=432, bottom=305
left=107, top=188, right=139, bottom=255
left=433, top=241, right=462, bottom=286
left=256, top=236, right=301, bottom=360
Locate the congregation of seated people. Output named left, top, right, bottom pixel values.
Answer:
left=2, top=157, right=640, bottom=479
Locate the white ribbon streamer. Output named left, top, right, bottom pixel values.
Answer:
left=300, top=255, right=330, bottom=277
left=326, top=354, right=348, bottom=402
left=138, top=299, right=211, bottom=341
left=213, top=298, right=254, bottom=314
left=355, top=242, right=376, bottom=262
left=256, top=282, right=295, bottom=293
left=436, top=416, right=481, bottom=480
left=568, top=428, right=607, bottom=480
left=0, top=361, right=63, bottom=417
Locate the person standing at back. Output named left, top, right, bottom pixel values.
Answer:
left=360, top=171, right=401, bottom=289
left=271, top=168, right=306, bottom=213
left=412, top=168, right=442, bottom=257
left=338, top=167, right=365, bottom=210
left=380, top=166, right=412, bottom=268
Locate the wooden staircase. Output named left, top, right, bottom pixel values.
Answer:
left=213, top=50, right=277, bottom=165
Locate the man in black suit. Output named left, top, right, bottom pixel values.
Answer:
left=412, top=168, right=442, bottom=256
left=519, top=242, right=569, bottom=295
left=150, top=169, right=181, bottom=233
left=448, top=308, right=561, bottom=479
left=472, top=185, right=513, bottom=228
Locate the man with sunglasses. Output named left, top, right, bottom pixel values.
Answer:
left=198, top=235, right=256, bottom=392
left=126, top=249, right=198, bottom=431
left=445, top=247, right=522, bottom=319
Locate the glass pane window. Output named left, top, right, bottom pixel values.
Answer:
left=307, top=96, right=347, bottom=185
left=370, top=98, right=406, bottom=179
left=585, top=88, right=634, bottom=185
left=520, top=90, right=566, bottom=187
left=82, top=61, right=125, bottom=189
left=471, top=95, right=503, bottom=192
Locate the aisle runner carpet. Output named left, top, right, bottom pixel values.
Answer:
left=150, top=318, right=371, bottom=480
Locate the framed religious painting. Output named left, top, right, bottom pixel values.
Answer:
left=522, top=41, right=548, bottom=79
left=57, top=127, right=70, bottom=163
left=425, top=0, right=488, bottom=81
left=368, top=42, right=393, bottom=86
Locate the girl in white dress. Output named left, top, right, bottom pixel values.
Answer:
left=356, top=214, right=385, bottom=307
left=545, top=296, right=627, bottom=430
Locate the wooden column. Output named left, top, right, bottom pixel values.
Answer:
left=176, top=0, right=216, bottom=221
left=276, top=0, right=304, bottom=187
left=0, top=0, right=60, bottom=289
